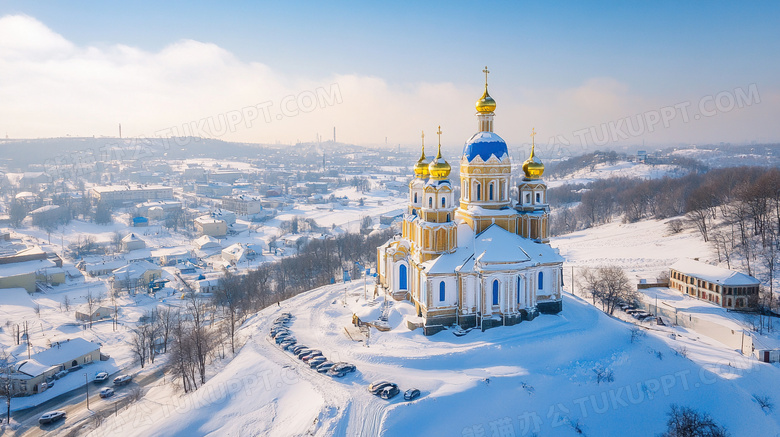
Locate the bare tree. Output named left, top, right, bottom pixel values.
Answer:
left=155, top=307, right=177, bottom=354
left=62, top=295, right=71, bottom=312
left=661, top=404, right=728, bottom=437
left=214, top=273, right=246, bottom=355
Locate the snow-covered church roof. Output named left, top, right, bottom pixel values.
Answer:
left=462, top=131, right=508, bottom=162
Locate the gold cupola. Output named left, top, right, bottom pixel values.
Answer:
left=476, top=66, right=497, bottom=114
left=428, top=126, right=451, bottom=180
left=522, top=128, right=545, bottom=179
left=413, top=130, right=430, bottom=179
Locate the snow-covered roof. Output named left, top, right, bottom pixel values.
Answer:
left=122, top=233, right=144, bottom=242
left=32, top=338, right=100, bottom=367
left=14, top=359, right=56, bottom=378
left=151, top=247, right=190, bottom=257
left=112, top=260, right=160, bottom=279
left=84, top=259, right=126, bottom=274
left=193, top=235, right=221, bottom=249
left=670, top=259, right=759, bottom=286
left=0, top=259, right=55, bottom=278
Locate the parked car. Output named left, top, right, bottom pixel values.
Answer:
left=301, top=350, right=323, bottom=362
left=308, top=357, right=327, bottom=368
left=368, top=381, right=394, bottom=395
left=113, top=375, right=133, bottom=386
left=68, top=364, right=83, bottom=372
left=54, top=370, right=68, bottom=379
left=328, top=367, right=349, bottom=378
left=275, top=334, right=295, bottom=344
left=43, top=380, right=54, bottom=389
left=99, top=388, right=115, bottom=398
left=316, top=361, right=336, bottom=373
left=331, top=362, right=356, bottom=374
left=281, top=340, right=297, bottom=350
left=404, top=388, right=421, bottom=401
left=294, top=348, right=313, bottom=359
left=380, top=385, right=400, bottom=400
left=38, top=411, right=66, bottom=425
left=291, top=345, right=308, bottom=355
left=271, top=329, right=291, bottom=339
left=94, top=372, right=109, bottom=383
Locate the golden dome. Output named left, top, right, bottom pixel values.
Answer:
left=428, top=126, right=451, bottom=180
left=476, top=88, right=496, bottom=114
left=522, top=128, right=544, bottom=179
left=476, top=66, right=496, bottom=114
left=413, top=131, right=430, bottom=178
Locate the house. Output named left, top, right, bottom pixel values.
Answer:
left=193, top=235, right=221, bottom=251
left=195, top=278, right=222, bottom=293
left=194, top=216, right=227, bottom=238
left=0, top=259, right=56, bottom=292
left=5, top=338, right=101, bottom=395
left=211, top=209, right=236, bottom=225
left=81, top=259, right=126, bottom=277
left=221, top=194, right=264, bottom=216
left=221, top=243, right=256, bottom=264
left=151, top=247, right=192, bottom=266
left=90, top=185, right=173, bottom=206
left=75, top=305, right=113, bottom=322
left=670, top=259, right=760, bottom=309
left=111, top=260, right=162, bottom=292
left=121, top=233, right=146, bottom=252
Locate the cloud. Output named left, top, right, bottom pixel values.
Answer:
left=0, top=14, right=775, bottom=150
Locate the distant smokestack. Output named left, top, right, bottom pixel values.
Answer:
left=333, top=127, right=336, bottom=142
left=119, top=123, right=122, bottom=139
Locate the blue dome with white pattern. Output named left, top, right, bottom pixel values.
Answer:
left=462, top=131, right=508, bottom=162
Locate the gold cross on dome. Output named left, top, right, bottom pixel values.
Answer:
left=421, top=130, right=425, bottom=145
left=437, top=126, right=442, bottom=143
left=530, top=127, right=536, bottom=145
left=483, top=66, right=490, bottom=87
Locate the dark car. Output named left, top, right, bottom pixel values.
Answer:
left=332, top=362, right=356, bottom=374
left=113, top=375, right=133, bottom=386
left=38, top=410, right=66, bottom=425
left=301, top=350, right=323, bottom=362
left=404, top=388, right=421, bottom=401
left=368, top=381, right=394, bottom=395
left=294, top=348, right=313, bottom=359
left=281, top=339, right=297, bottom=350
left=271, top=328, right=291, bottom=339
left=291, top=345, right=308, bottom=355
left=380, top=385, right=400, bottom=400
left=316, top=361, right=336, bottom=373
left=275, top=334, right=295, bottom=344
left=308, top=356, right=327, bottom=368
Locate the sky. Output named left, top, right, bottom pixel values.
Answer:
left=0, top=1, right=778, bottom=154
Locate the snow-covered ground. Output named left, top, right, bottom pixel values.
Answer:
left=82, top=215, right=780, bottom=436
left=546, top=161, right=687, bottom=188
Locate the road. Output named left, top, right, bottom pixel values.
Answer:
left=6, top=371, right=162, bottom=437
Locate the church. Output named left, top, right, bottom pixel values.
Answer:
left=377, top=69, right=565, bottom=335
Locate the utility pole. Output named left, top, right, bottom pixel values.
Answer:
left=85, top=373, right=90, bottom=410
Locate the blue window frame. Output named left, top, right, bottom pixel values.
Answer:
left=439, top=281, right=445, bottom=302
left=538, top=272, right=543, bottom=290
left=489, top=183, right=494, bottom=200
left=517, top=277, right=522, bottom=303
left=399, top=264, right=407, bottom=290
left=476, top=183, right=481, bottom=201
left=492, top=280, right=499, bottom=305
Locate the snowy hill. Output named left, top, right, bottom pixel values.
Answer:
left=91, top=255, right=780, bottom=436
left=546, top=161, right=687, bottom=189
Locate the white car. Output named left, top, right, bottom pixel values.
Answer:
left=94, top=372, right=109, bottom=383
left=38, top=410, right=66, bottom=425
left=99, top=387, right=115, bottom=398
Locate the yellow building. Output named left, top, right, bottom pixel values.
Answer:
left=378, top=69, right=564, bottom=335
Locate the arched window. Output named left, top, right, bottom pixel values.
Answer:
left=428, top=197, right=433, bottom=208
left=538, top=272, right=544, bottom=290
left=525, top=193, right=531, bottom=204
left=517, top=276, right=522, bottom=303
left=446, top=213, right=450, bottom=222
left=536, top=193, right=541, bottom=203
left=489, top=183, right=494, bottom=200
left=476, top=183, right=481, bottom=201
left=441, top=197, right=446, bottom=207
left=439, top=281, right=446, bottom=302
left=492, top=280, right=499, bottom=305
left=399, top=264, right=408, bottom=290
left=414, top=193, right=418, bottom=203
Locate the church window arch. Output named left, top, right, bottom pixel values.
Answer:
left=414, top=192, right=418, bottom=203
left=517, top=276, right=522, bottom=303
left=492, top=280, right=499, bottom=305
left=489, top=183, right=494, bottom=200
left=441, top=197, right=446, bottom=207
left=538, top=272, right=544, bottom=290
left=446, top=213, right=450, bottom=222
left=525, top=193, right=531, bottom=204
left=536, top=193, right=541, bottom=203
left=476, top=183, right=481, bottom=201
left=428, top=197, right=433, bottom=208
left=439, top=281, right=446, bottom=302
left=398, top=264, right=408, bottom=290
